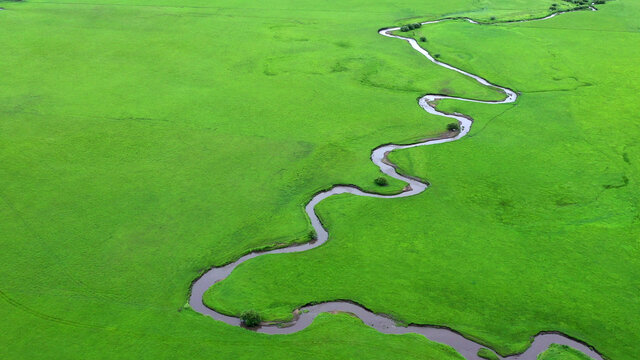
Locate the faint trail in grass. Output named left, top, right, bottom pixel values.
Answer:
left=466, top=103, right=517, bottom=138
left=0, top=289, right=102, bottom=329
left=0, top=191, right=89, bottom=290
left=188, top=7, right=607, bottom=360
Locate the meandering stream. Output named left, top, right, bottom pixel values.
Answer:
left=190, top=10, right=605, bottom=360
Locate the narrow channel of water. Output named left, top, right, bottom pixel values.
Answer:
left=190, top=10, right=605, bottom=360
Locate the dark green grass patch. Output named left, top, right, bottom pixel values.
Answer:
left=477, top=348, right=500, bottom=360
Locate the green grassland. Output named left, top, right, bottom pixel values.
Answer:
left=203, top=1, right=640, bottom=359
left=1, top=0, right=636, bottom=358
left=538, top=344, right=594, bottom=360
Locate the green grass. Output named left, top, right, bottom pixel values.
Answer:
left=538, top=344, right=594, bottom=360
left=0, top=299, right=466, bottom=359
left=203, top=1, right=639, bottom=359
left=1, top=0, right=637, bottom=358
left=478, top=347, right=500, bottom=360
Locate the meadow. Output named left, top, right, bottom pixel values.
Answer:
left=1, top=0, right=637, bottom=358
left=204, top=1, right=639, bottom=359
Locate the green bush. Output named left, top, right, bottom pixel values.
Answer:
left=419, top=36, right=427, bottom=42
left=447, top=122, right=460, bottom=132
left=374, top=177, right=388, bottom=186
left=401, top=23, right=421, bottom=32
left=477, top=348, right=500, bottom=360
left=240, top=310, right=262, bottom=328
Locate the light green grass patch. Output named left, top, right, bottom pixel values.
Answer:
left=537, top=344, right=594, bottom=360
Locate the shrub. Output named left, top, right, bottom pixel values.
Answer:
left=374, top=177, right=388, bottom=186
left=434, top=53, right=441, bottom=58
left=447, top=122, right=460, bottom=132
left=419, top=36, right=427, bottom=42
left=477, top=348, right=500, bottom=360
left=240, top=310, right=262, bottom=328
left=490, top=16, right=496, bottom=21
left=307, top=230, right=316, bottom=241
left=401, top=23, right=421, bottom=31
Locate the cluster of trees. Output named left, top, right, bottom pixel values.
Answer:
left=560, top=0, right=606, bottom=10
left=400, top=23, right=422, bottom=32
left=563, top=0, right=603, bottom=4
left=548, top=0, right=608, bottom=12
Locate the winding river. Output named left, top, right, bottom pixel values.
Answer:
left=190, top=9, right=605, bottom=360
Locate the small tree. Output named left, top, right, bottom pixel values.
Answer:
left=447, top=122, right=460, bottom=132
left=307, top=230, right=316, bottom=241
left=419, top=36, right=427, bottom=42
left=240, top=310, right=262, bottom=328
left=400, top=25, right=410, bottom=32
left=374, top=177, right=388, bottom=186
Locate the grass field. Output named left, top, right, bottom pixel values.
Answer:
left=539, top=344, right=594, bottom=360
left=1, top=0, right=637, bottom=358
left=203, top=1, right=639, bottom=359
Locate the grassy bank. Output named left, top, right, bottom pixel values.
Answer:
left=538, top=344, right=595, bottom=360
